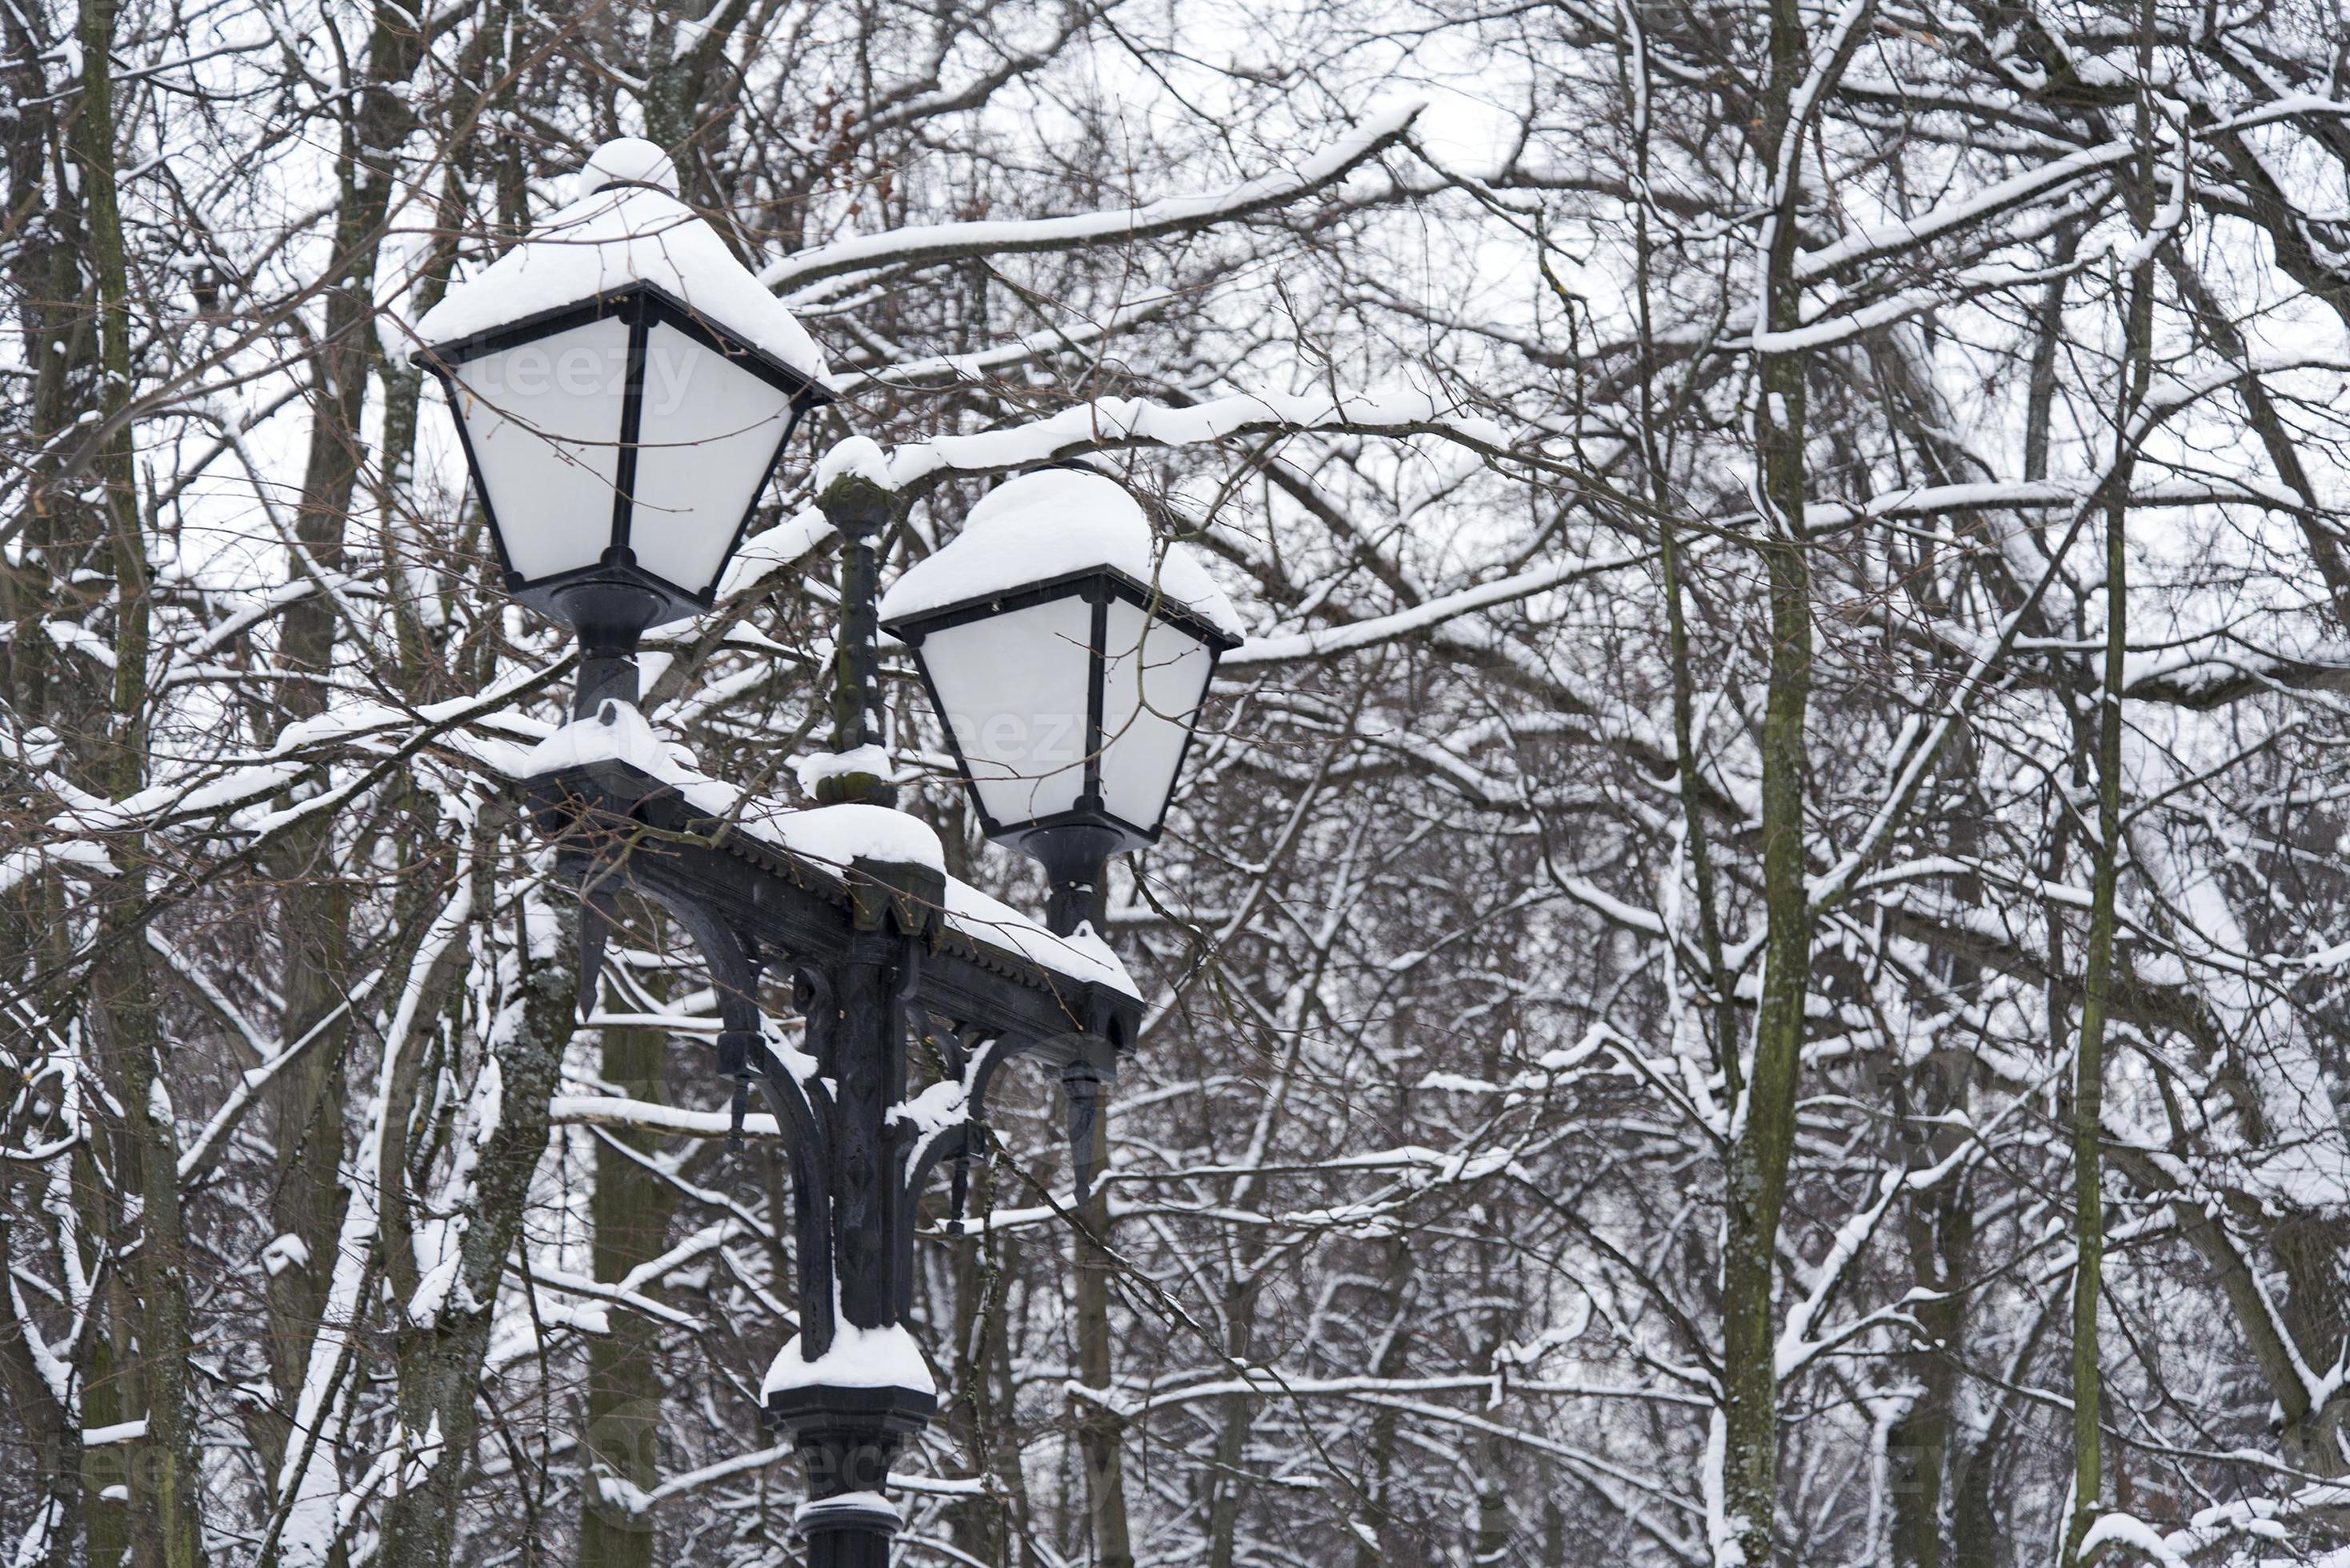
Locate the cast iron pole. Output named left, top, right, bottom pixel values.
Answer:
left=771, top=466, right=935, bottom=1567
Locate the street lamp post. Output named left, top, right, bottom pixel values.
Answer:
left=411, top=142, right=1238, bottom=1565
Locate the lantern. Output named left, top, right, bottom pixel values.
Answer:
left=879, top=469, right=1243, bottom=864
left=409, top=138, right=832, bottom=644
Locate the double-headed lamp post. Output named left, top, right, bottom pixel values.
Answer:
left=409, top=140, right=1242, bottom=1565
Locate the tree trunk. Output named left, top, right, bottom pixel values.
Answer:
left=68, top=0, right=206, bottom=1558
left=1717, top=2, right=1822, bottom=1555
left=262, top=5, right=427, bottom=1470
left=0, top=1185, right=83, bottom=1568
left=1204, top=1276, right=1260, bottom=1568
left=947, top=1146, right=1031, bottom=1566
left=579, top=1026, right=681, bottom=1568
left=1352, top=1232, right=1414, bottom=1568
left=1887, top=1049, right=1974, bottom=1568
left=378, top=905, right=575, bottom=1568
left=2062, top=18, right=2156, bottom=1558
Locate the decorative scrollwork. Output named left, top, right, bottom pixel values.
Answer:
left=791, top=964, right=837, bottom=1074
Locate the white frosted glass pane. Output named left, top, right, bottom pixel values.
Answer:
left=1097, top=599, right=1213, bottom=833
left=629, top=324, right=793, bottom=595
left=450, top=316, right=629, bottom=580
left=919, top=597, right=1095, bottom=827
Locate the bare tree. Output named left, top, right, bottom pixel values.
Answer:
left=10, top=0, right=2350, bottom=1563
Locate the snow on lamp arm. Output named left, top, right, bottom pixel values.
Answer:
left=879, top=467, right=1243, bottom=936
left=405, top=137, right=834, bottom=714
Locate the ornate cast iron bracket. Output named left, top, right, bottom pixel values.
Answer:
left=522, top=757, right=1139, bottom=1561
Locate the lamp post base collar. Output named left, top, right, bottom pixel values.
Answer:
left=794, top=1490, right=903, bottom=1534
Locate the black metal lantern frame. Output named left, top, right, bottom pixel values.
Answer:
left=883, top=564, right=1243, bottom=856
left=422, top=279, right=833, bottom=634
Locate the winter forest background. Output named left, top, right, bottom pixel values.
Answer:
left=11, top=0, right=2350, bottom=1563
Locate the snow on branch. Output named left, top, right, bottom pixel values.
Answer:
left=1227, top=549, right=1648, bottom=666
left=1801, top=477, right=2312, bottom=530
left=763, top=103, right=1425, bottom=290
left=826, top=296, right=1179, bottom=393
left=877, top=386, right=1511, bottom=491
left=552, top=1094, right=780, bottom=1140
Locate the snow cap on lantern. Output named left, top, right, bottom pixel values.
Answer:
left=575, top=136, right=677, bottom=199
left=407, top=138, right=835, bottom=634
left=880, top=468, right=1243, bottom=854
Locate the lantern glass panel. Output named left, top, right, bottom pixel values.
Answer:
left=448, top=315, right=630, bottom=580
left=1096, top=598, right=1215, bottom=833
left=919, top=594, right=1095, bottom=828
left=627, top=323, right=796, bottom=597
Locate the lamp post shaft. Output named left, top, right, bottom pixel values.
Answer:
left=805, top=1525, right=894, bottom=1568
left=755, top=475, right=936, bottom=1566
left=1044, top=862, right=1107, bottom=940
left=1028, top=821, right=1129, bottom=1566
left=574, top=636, right=640, bottom=718
left=1063, top=1034, right=1134, bottom=1568
left=561, top=579, right=667, bottom=718
left=1030, top=826, right=1120, bottom=939
left=826, top=933, right=910, bottom=1331
left=826, top=478, right=891, bottom=758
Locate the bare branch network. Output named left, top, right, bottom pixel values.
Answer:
left=8, top=0, right=2350, bottom=1565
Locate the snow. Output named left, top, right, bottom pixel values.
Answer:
left=942, top=880, right=1137, bottom=998
left=814, top=434, right=893, bottom=493
left=44, top=660, right=555, bottom=842
left=406, top=1253, right=462, bottom=1330
left=1227, top=548, right=1643, bottom=666
left=518, top=713, right=1127, bottom=990
left=261, top=1233, right=311, bottom=1278
left=537, top=1298, right=612, bottom=1336
left=81, top=1418, right=146, bottom=1446
left=716, top=506, right=833, bottom=599
left=550, top=1093, right=781, bottom=1140
left=892, top=1078, right=968, bottom=1140
left=764, top=102, right=1424, bottom=290
left=2078, top=1513, right=2192, bottom=1567
left=879, top=466, right=1243, bottom=638
left=793, top=743, right=894, bottom=800
left=830, top=298, right=1171, bottom=394
left=594, top=1473, right=654, bottom=1517
left=522, top=699, right=695, bottom=778
left=767, top=802, right=944, bottom=873
left=575, top=137, right=675, bottom=201
left=0, top=840, right=118, bottom=895
left=401, top=1413, right=445, bottom=1491
left=877, top=387, right=1509, bottom=497
left=762, top=1319, right=936, bottom=1398
left=795, top=1491, right=903, bottom=1526
left=1703, top=1410, right=1746, bottom=1566
left=470, top=1054, right=504, bottom=1152
left=405, top=142, right=828, bottom=382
